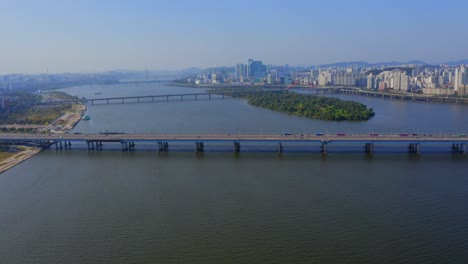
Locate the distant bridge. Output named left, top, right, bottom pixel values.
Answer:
left=39, top=87, right=468, bottom=106
left=38, top=89, right=288, bottom=105
left=1, top=133, right=466, bottom=155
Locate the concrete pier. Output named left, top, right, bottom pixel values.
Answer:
left=320, top=141, right=328, bottom=154
left=158, top=142, right=169, bottom=152
left=409, top=143, right=421, bottom=154
left=452, top=143, right=467, bottom=154
left=277, top=142, right=283, bottom=154
left=365, top=143, right=374, bottom=154
left=195, top=142, right=204, bottom=152
left=233, top=142, right=241, bottom=152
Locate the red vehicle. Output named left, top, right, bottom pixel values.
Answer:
left=399, top=133, right=409, bottom=137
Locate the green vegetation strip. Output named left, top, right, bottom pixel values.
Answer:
left=224, top=90, right=375, bottom=121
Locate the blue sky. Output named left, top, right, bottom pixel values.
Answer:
left=1, top=0, right=467, bottom=74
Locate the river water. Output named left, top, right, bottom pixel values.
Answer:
left=1, top=82, right=467, bottom=264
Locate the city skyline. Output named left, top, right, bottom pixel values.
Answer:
left=1, top=0, right=468, bottom=74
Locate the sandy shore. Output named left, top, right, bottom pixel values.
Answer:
left=0, top=146, right=43, bottom=174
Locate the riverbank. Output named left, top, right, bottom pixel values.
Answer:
left=0, top=146, right=43, bottom=174
left=169, top=82, right=468, bottom=104
left=0, top=101, right=85, bottom=173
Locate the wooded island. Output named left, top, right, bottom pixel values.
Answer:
left=226, top=91, right=375, bottom=121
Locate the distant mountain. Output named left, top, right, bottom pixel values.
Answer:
left=444, top=59, right=468, bottom=66
left=318, top=60, right=429, bottom=68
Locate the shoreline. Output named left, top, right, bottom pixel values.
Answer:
left=0, top=102, right=85, bottom=174
left=168, top=82, right=468, bottom=104
left=0, top=146, right=44, bottom=174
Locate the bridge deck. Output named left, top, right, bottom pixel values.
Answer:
left=1, top=133, right=467, bottom=143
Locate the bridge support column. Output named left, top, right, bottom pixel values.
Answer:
left=320, top=141, right=328, bottom=154
left=55, top=142, right=59, bottom=151
left=209, top=94, right=211, bottom=100
left=409, top=143, right=420, bottom=154
left=107, top=99, right=109, bottom=104
left=152, top=97, right=155, bottom=103
left=195, top=142, right=204, bottom=152
left=121, top=142, right=127, bottom=152
left=59, top=141, right=63, bottom=150
left=453, top=143, right=467, bottom=154
left=166, top=96, right=169, bottom=102
left=195, top=94, right=197, bottom=101
left=277, top=142, right=283, bottom=154
left=233, top=142, right=241, bottom=153
left=122, top=98, right=124, bottom=104
left=365, top=143, right=374, bottom=154
left=158, top=142, right=169, bottom=152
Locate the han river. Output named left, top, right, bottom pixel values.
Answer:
left=1, top=82, right=468, bottom=264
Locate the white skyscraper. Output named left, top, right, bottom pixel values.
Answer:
left=454, top=67, right=461, bottom=91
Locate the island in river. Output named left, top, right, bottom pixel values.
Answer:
left=220, top=90, right=375, bottom=121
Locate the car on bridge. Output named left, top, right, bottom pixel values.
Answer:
left=336, top=133, right=346, bottom=136
left=399, top=133, right=409, bottom=137
left=315, top=133, right=324, bottom=136
left=370, top=133, right=379, bottom=137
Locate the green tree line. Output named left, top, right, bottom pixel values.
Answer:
left=228, top=91, right=375, bottom=121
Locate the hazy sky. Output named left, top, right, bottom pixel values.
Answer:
left=1, top=0, right=467, bottom=74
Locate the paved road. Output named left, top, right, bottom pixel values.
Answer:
left=0, top=133, right=467, bottom=142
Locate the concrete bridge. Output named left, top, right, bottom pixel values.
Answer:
left=39, top=86, right=467, bottom=106
left=39, top=89, right=286, bottom=105
left=1, top=133, right=466, bottom=154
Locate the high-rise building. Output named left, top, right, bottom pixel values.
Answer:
left=247, top=59, right=253, bottom=79
left=367, top=74, right=375, bottom=89
left=401, top=75, right=410, bottom=91
left=235, top=64, right=247, bottom=81
left=249, top=60, right=266, bottom=79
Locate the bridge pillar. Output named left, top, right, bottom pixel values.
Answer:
left=409, top=143, right=420, bottom=154
left=233, top=142, right=241, bottom=153
left=55, top=142, right=59, bottom=151
left=320, top=141, right=328, bottom=154
left=195, top=142, right=204, bottom=152
left=209, top=94, right=211, bottom=100
left=107, top=99, right=109, bottom=104
left=152, top=97, right=155, bottom=102
left=195, top=94, right=198, bottom=101
left=158, top=142, right=169, bottom=152
left=137, top=98, right=140, bottom=103
left=59, top=141, right=63, bottom=150
left=277, top=142, right=283, bottom=154
left=365, top=143, right=374, bottom=154
left=122, top=98, right=124, bottom=104
left=167, top=96, right=169, bottom=102
left=462, top=143, right=466, bottom=155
